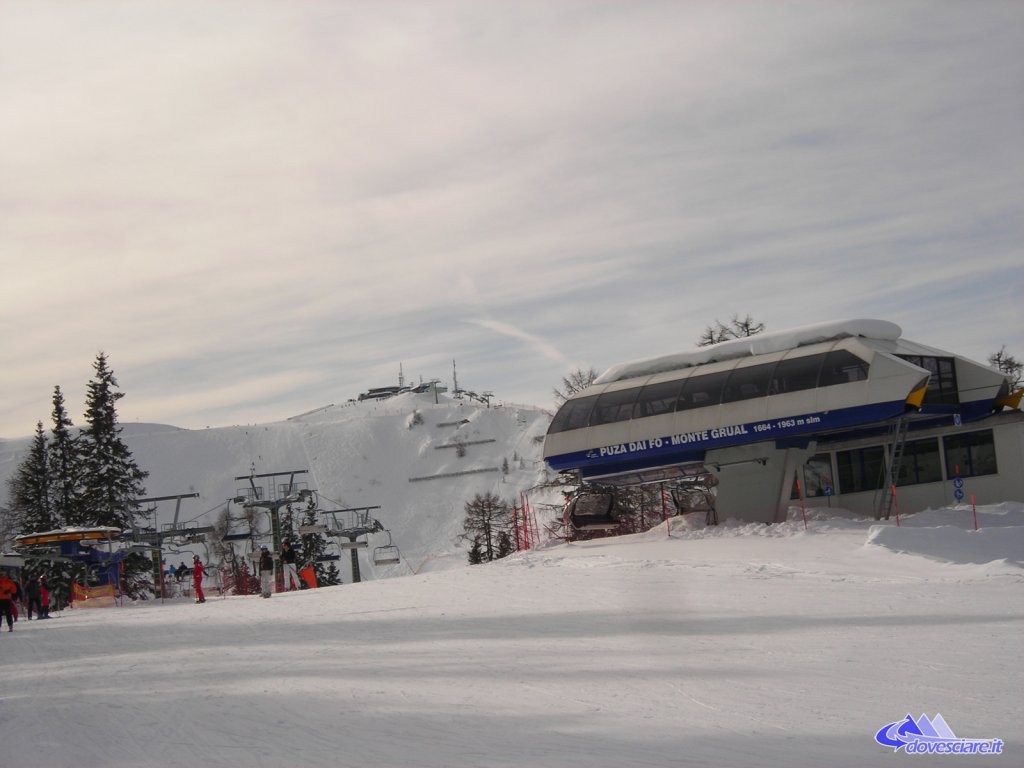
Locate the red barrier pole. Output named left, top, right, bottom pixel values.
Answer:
left=795, top=475, right=807, bottom=530
left=524, top=493, right=532, bottom=552
left=521, top=498, right=531, bottom=551
left=891, top=483, right=901, bottom=527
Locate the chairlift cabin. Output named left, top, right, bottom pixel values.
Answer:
left=372, top=531, right=401, bottom=566
left=566, top=489, right=623, bottom=530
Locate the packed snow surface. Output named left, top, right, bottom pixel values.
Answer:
left=2, top=502, right=1021, bottom=768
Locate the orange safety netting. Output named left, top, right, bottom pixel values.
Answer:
left=71, top=583, right=117, bottom=608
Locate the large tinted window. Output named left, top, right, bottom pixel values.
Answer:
left=896, top=438, right=942, bottom=486
left=899, top=355, right=959, bottom=405
left=590, top=387, right=641, bottom=426
left=678, top=370, right=731, bottom=411
left=836, top=445, right=885, bottom=493
left=818, top=350, right=870, bottom=387
left=770, top=354, right=824, bottom=395
left=944, top=430, right=997, bottom=478
left=548, top=395, right=599, bottom=434
left=633, top=379, right=684, bottom=419
left=721, top=362, right=774, bottom=403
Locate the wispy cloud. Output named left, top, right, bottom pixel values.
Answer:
left=1, top=1, right=1021, bottom=437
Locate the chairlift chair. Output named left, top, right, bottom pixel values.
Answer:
left=372, top=531, right=401, bottom=565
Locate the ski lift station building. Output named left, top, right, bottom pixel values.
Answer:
left=543, top=319, right=1024, bottom=523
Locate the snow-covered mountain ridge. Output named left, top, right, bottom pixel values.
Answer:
left=1, top=393, right=555, bottom=578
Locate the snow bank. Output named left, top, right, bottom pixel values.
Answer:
left=594, top=318, right=902, bottom=384
left=860, top=502, right=1024, bottom=566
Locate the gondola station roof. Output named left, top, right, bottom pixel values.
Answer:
left=544, top=319, right=1020, bottom=522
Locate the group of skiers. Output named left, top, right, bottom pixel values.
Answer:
left=190, top=539, right=302, bottom=603
left=257, top=539, right=301, bottom=598
left=0, top=571, right=52, bottom=632
left=0, top=539, right=305, bottom=622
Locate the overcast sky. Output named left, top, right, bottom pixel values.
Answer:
left=1, top=1, right=1021, bottom=439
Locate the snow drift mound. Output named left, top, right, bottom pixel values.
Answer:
left=864, top=502, right=1024, bottom=566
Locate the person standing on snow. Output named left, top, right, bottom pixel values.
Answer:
left=39, top=578, right=51, bottom=618
left=25, top=575, right=42, bottom=620
left=280, top=540, right=300, bottom=591
left=192, top=555, right=206, bottom=604
left=258, top=545, right=275, bottom=598
left=10, top=578, right=21, bottom=622
left=0, top=571, right=17, bottom=632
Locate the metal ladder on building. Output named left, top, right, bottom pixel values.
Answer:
left=875, top=417, right=909, bottom=520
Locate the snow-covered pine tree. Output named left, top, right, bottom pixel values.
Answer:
left=4, top=422, right=56, bottom=536
left=50, top=385, right=84, bottom=526
left=322, top=560, right=342, bottom=586
left=78, top=353, right=148, bottom=530
left=298, top=505, right=341, bottom=586
left=77, top=353, right=150, bottom=596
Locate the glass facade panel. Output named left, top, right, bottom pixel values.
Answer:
left=818, top=350, right=870, bottom=387
left=896, top=438, right=942, bottom=486
left=836, top=445, right=885, bottom=493
left=633, top=379, right=684, bottom=419
left=721, top=362, right=774, bottom=403
left=943, top=430, right=997, bottom=478
left=590, top=387, right=641, bottom=426
left=548, top=394, right=599, bottom=434
left=770, top=354, right=824, bottom=395
left=899, top=355, right=959, bottom=405
left=678, top=370, right=731, bottom=411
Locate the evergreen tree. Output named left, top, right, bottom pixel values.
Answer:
left=467, top=535, right=484, bottom=565
left=77, top=353, right=151, bottom=597
left=323, top=560, right=342, bottom=586
left=78, top=353, right=148, bottom=529
left=462, top=492, right=513, bottom=562
left=495, top=530, right=514, bottom=559
left=298, top=504, right=341, bottom=586
left=5, top=422, right=57, bottom=534
left=0, top=504, right=16, bottom=553
left=49, top=385, right=84, bottom=526
left=280, top=503, right=298, bottom=546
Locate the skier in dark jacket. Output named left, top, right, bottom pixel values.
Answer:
left=25, top=575, right=42, bottom=620
left=258, top=546, right=275, bottom=598
left=280, top=540, right=300, bottom=591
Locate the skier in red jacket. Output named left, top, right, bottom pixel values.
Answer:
left=192, top=555, right=206, bottom=604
